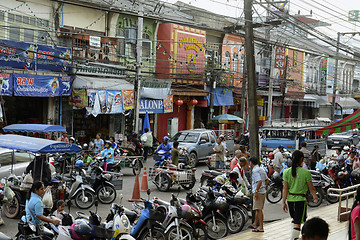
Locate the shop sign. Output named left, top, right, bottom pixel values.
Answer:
left=89, top=36, right=101, bottom=48
left=140, top=98, right=164, bottom=113
left=164, top=95, right=173, bottom=113
left=273, top=46, right=286, bottom=79
left=0, top=73, right=13, bottom=96
left=69, top=89, right=88, bottom=107
left=257, top=98, right=264, bottom=106
left=327, top=94, right=340, bottom=103
left=273, top=97, right=292, bottom=107
left=141, top=79, right=171, bottom=89
left=76, top=65, right=126, bottom=76
left=13, top=74, right=72, bottom=97
left=37, top=45, right=71, bottom=73
left=327, top=58, right=336, bottom=94
left=343, top=109, right=354, bottom=115
left=122, top=90, right=134, bottom=110
left=0, top=39, right=36, bottom=70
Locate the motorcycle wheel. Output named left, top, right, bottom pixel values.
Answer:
left=166, top=224, right=193, bottom=240
left=226, top=208, right=246, bottom=234
left=3, top=191, right=21, bottom=219
left=139, top=228, right=166, bottom=240
left=132, top=159, right=143, bottom=176
left=181, top=176, right=196, bottom=190
left=74, top=189, right=96, bottom=209
left=266, top=185, right=283, bottom=204
left=154, top=173, right=172, bottom=192
left=307, top=188, right=323, bottom=208
left=237, top=205, right=249, bottom=223
left=204, top=216, right=228, bottom=239
left=326, top=185, right=340, bottom=204
left=97, top=185, right=117, bottom=204
left=194, top=223, right=208, bottom=240
left=54, top=164, right=62, bottom=174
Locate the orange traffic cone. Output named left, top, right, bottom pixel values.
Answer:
left=141, top=167, right=149, bottom=192
left=129, top=173, right=141, bottom=202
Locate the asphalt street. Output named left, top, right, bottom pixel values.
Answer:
left=0, top=153, right=337, bottom=238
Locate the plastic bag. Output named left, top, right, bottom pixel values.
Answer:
left=4, top=184, right=15, bottom=202
left=42, top=188, right=53, bottom=209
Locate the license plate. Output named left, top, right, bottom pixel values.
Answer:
left=334, top=141, right=339, bottom=144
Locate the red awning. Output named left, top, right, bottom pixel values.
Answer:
left=316, top=109, right=360, bottom=136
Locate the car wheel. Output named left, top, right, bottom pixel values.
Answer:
left=189, top=152, right=198, bottom=167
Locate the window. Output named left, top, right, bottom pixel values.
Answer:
left=15, top=152, right=33, bottom=163
left=8, top=13, right=15, bottom=22
left=30, top=17, right=36, bottom=26
left=43, top=20, right=49, bottom=28
left=15, top=15, right=22, bottom=23
left=9, top=26, right=20, bottom=41
left=209, top=133, right=216, bottom=143
left=142, top=33, right=151, bottom=59
left=125, top=43, right=136, bottom=58
left=38, top=30, right=47, bottom=44
left=0, top=152, right=13, bottom=166
left=22, top=16, right=29, bottom=24
left=24, top=29, right=34, bottom=43
left=232, top=52, right=238, bottom=72
left=0, top=12, right=4, bottom=21
left=36, top=19, right=43, bottom=27
left=224, top=51, right=230, bottom=70
left=200, top=133, right=209, bottom=142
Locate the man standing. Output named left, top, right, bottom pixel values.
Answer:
left=232, top=157, right=250, bottom=188
left=273, top=145, right=285, bottom=174
left=57, top=131, right=69, bottom=143
left=230, top=150, right=241, bottom=170
left=300, top=142, right=311, bottom=169
left=141, top=128, right=153, bottom=162
left=213, top=137, right=226, bottom=169
left=249, top=157, right=268, bottom=233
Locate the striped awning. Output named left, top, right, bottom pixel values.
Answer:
left=316, top=108, right=360, bottom=136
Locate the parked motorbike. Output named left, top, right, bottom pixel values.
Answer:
left=155, top=150, right=170, bottom=166
left=16, top=218, right=55, bottom=240
left=200, top=170, right=224, bottom=187
left=266, top=171, right=283, bottom=204
left=308, top=169, right=339, bottom=207
left=86, top=161, right=117, bottom=204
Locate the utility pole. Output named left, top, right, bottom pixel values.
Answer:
left=208, top=51, right=216, bottom=124
left=244, top=0, right=259, bottom=159
left=280, top=55, right=288, bottom=120
left=133, top=3, right=143, bottom=134
left=265, top=1, right=272, bottom=125
left=240, top=57, right=247, bottom=134
left=331, top=32, right=340, bottom=121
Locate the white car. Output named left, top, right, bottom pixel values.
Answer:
left=0, top=148, right=34, bottom=180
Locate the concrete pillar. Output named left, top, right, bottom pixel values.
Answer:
left=297, top=101, right=303, bottom=120
left=186, top=104, right=194, bottom=130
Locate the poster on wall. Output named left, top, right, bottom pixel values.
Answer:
left=0, top=39, right=36, bottom=70
left=0, top=73, right=13, bottom=96
left=13, top=74, right=72, bottom=97
left=36, top=45, right=71, bottom=73
left=122, top=90, right=134, bottom=110
left=108, top=91, right=123, bottom=114
left=60, top=76, right=72, bottom=96
left=69, top=89, right=88, bottom=107
left=164, top=95, right=173, bottom=113
left=89, top=90, right=124, bottom=117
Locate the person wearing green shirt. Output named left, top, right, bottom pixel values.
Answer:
left=83, top=151, right=93, bottom=166
left=282, top=150, right=318, bottom=240
left=171, top=141, right=183, bottom=166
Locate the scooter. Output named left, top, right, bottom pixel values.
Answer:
left=16, top=218, right=55, bottom=240
left=155, top=150, right=170, bottom=166
left=130, top=189, right=166, bottom=240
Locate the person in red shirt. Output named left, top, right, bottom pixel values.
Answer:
left=230, top=150, right=241, bottom=171
left=350, top=187, right=360, bottom=240
left=57, top=131, right=69, bottom=143
left=232, top=157, right=250, bottom=188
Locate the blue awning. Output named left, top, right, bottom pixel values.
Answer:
left=206, top=87, right=234, bottom=106
left=0, top=135, right=82, bottom=153
left=3, top=124, right=66, bottom=133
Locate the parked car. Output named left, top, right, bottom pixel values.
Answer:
left=326, top=131, right=359, bottom=149
left=0, top=148, right=34, bottom=179
left=169, top=129, right=217, bottom=166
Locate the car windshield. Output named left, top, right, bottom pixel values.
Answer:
left=171, top=132, right=200, bottom=143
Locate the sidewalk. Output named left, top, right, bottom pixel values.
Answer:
left=225, top=201, right=348, bottom=240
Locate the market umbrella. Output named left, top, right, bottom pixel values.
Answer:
left=211, top=114, right=245, bottom=124
left=142, top=112, right=151, bottom=134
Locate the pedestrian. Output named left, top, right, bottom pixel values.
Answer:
left=98, top=140, right=114, bottom=171
left=109, top=136, right=117, bottom=150
left=234, top=139, right=241, bottom=152
left=230, top=150, right=241, bottom=170
left=301, top=217, right=329, bottom=240
left=300, top=142, right=311, bottom=169
left=349, top=186, right=360, bottom=240
left=310, top=145, right=322, bottom=170
left=249, top=157, right=268, bottom=233
left=21, top=181, right=60, bottom=233
left=213, top=137, right=226, bottom=169
left=57, top=131, right=69, bottom=143
left=282, top=150, right=318, bottom=240
left=232, top=157, right=250, bottom=188
left=141, top=128, right=153, bottom=162
left=91, top=133, right=104, bottom=155
left=273, top=145, right=285, bottom=174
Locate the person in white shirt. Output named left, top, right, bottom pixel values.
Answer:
left=232, top=157, right=250, bottom=188
left=273, top=146, right=285, bottom=174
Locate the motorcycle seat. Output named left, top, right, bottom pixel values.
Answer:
left=124, top=208, right=137, bottom=224
left=203, top=170, right=223, bottom=176
left=155, top=199, right=170, bottom=207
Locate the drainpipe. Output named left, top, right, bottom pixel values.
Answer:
left=61, top=3, right=65, bottom=27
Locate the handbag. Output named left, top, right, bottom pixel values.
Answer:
left=28, top=205, right=44, bottom=235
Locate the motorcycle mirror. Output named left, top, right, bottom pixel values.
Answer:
left=95, top=200, right=99, bottom=213
left=146, top=189, right=151, bottom=196
left=119, top=194, right=123, bottom=204
left=177, top=186, right=181, bottom=197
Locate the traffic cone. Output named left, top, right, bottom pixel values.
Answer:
left=141, top=167, right=149, bottom=192
left=129, top=173, right=141, bottom=202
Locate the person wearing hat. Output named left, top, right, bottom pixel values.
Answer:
left=57, top=131, right=69, bottom=143
left=273, top=145, right=285, bottom=174
left=98, top=140, right=114, bottom=171
left=232, top=156, right=250, bottom=188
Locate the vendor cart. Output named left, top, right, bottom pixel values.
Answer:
left=0, top=134, right=82, bottom=218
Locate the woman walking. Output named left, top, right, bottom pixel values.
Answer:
left=282, top=150, right=318, bottom=240
left=349, top=186, right=360, bottom=240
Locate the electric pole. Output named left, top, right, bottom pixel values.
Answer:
left=240, top=57, right=247, bottom=134
left=208, top=51, right=216, bottom=124
left=280, top=55, right=288, bottom=120
left=331, top=32, right=340, bottom=121
left=244, top=0, right=259, bottom=159
left=133, top=3, right=143, bottom=134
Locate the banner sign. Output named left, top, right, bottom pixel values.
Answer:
left=36, top=45, right=71, bottom=73
left=69, top=89, right=88, bottom=107
left=139, top=98, right=164, bottom=114
left=0, top=39, right=71, bottom=73
left=0, top=39, right=36, bottom=70
left=274, top=46, right=286, bottom=79
left=90, top=90, right=123, bottom=116
left=164, top=95, right=173, bottom=113
left=14, top=74, right=72, bottom=97
left=122, top=90, right=134, bottom=110
left=0, top=73, right=13, bottom=96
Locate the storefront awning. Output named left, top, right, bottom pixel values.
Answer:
left=338, top=97, right=360, bottom=109
left=73, top=76, right=133, bottom=91
left=172, top=86, right=209, bottom=97
left=316, top=96, right=332, bottom=106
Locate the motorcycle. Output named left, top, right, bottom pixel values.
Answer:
left=266, top=171, right=283, bottom=204
left=131, top=190, right=166, bottom=240
left=155, top=150, right=170, bottom=166
left=86, top=162, right=117, bottom=204
left=308, top=169, right=339, bottom=207
left=200, top=170, right=224, bottom=187
left=16, top=219, right=55, bottom=240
